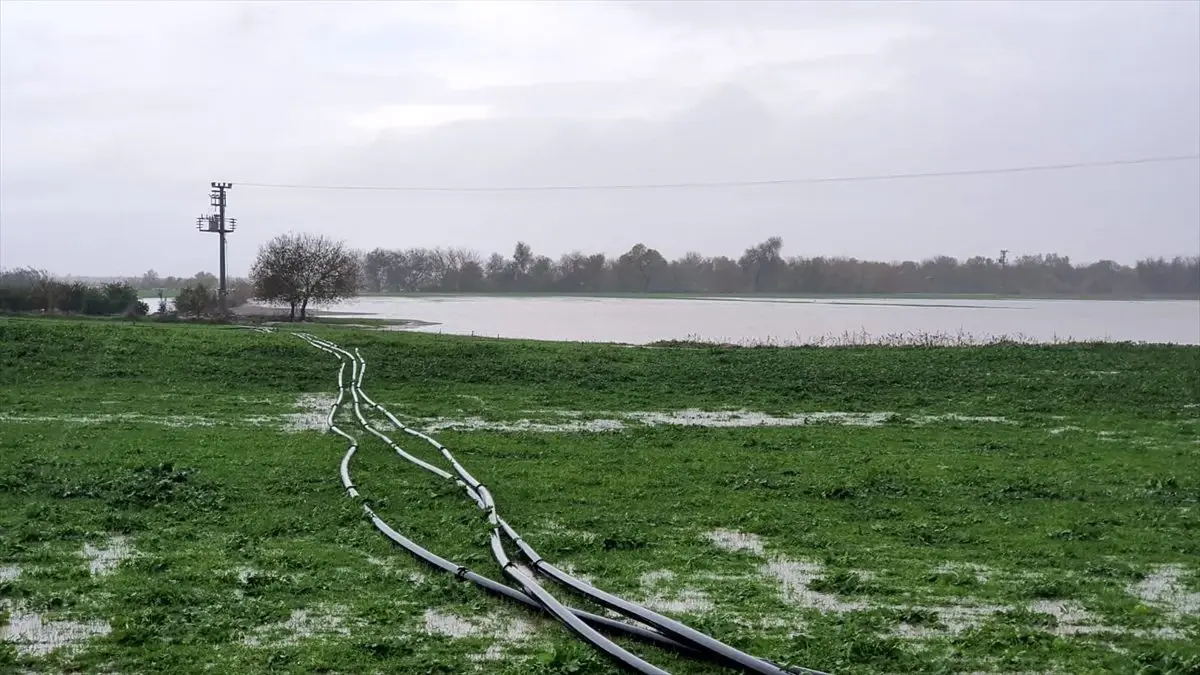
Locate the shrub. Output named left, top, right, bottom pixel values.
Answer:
left=174, top=283, right=218, bottom=318
left=0, top=271, right=142, bottom=316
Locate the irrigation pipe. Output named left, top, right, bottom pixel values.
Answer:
left=294, top=333, right=696, bottom=671
left=302, top=333, right=821, bottom=675
left=316, top=336, right=673, bottom=674
left=296, top=332, right=824, bottom=675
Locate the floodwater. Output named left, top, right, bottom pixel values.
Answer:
left=324, top=296, right=1200, bottom=345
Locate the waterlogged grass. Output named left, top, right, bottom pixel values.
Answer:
left=0, top=317, right=1198, bottom=674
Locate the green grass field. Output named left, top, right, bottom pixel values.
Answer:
left=1, top=317, right=1198, bottom=674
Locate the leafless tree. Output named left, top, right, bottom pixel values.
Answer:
left=250, top=233, right=361, bottom=320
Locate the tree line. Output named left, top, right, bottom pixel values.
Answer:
left=362, top=239, right=1199, bottom=297
left=0, top=268, right=147, bottom=316
left=0, top=234, right=359, bottom=321
left=2, top=235, right=1196, bottom=321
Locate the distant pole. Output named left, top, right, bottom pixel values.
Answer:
left=999, top=249, right=1009, bottom=295
left=196, top=182, right=237, bottom=315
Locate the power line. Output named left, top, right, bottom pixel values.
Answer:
left=232, top=153, right=1200, bottom=194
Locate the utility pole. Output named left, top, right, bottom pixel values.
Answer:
left=999, top=249, right=1009, bottom=295
left=196, top=182, right=237, bottom=315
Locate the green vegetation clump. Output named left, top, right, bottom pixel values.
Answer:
left=0, top=270, right=146, bottom=316
left=0, top=317, right=1197, bottom=674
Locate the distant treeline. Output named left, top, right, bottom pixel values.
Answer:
left=0, top=268, right=147, bottom=315
left=360, top=239, right=1200, bottom=297
left=4, top=239, right=1197, bottom=318
left=126, top=270, right=247, bottom=294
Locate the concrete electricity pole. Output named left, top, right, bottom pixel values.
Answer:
left=196, top=182, right=237, bottom=315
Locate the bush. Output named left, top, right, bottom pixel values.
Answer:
left=174, top=283, right=218, bottom=318
left=124, top=301, right=150, bottom=319
left=0, top=270, right=142, bottom=316
left=227, top=280, right=254, bottom=309
left=86, top=282, right=142, bottom=315
left=0, top=268, right=49, bottom=312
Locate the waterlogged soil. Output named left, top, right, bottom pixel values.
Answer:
left=0, top=317, right=1197, bottom=674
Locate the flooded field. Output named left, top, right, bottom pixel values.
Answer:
left=324, top=295, right=1200, bottom=345
left=3, top=318, right=1197, bottom=673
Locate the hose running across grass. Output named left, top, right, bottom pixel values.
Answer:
left=296, top=334, right=691, bottom=672
left=295, top=332, right=825, bottom=675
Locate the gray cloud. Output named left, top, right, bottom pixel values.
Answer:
left=1, top=1, right=1197, bottom=276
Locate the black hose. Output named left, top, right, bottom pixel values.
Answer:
left=297, top=333, right=826, bottom=675
left=297, top=334, right=691, bottom=671
left=514, top=545, right=826, bottom=675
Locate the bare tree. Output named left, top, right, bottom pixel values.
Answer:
left=250, top=233, right=361, bottom=320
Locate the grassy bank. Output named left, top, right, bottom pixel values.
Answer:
left=1, top=318, right=1198, bottom=674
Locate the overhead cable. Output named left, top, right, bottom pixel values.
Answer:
left=232, top=153, right=1200, bottom=193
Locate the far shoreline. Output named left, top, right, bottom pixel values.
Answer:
left=353, top=291, right=1200, bottom=302
left=141, top=292, right=1200, bottom=305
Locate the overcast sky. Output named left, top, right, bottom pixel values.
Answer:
left=1, top=0, right=1198, bottom=277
